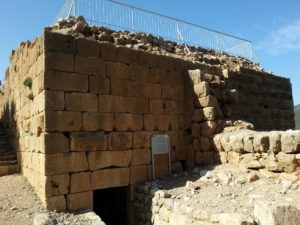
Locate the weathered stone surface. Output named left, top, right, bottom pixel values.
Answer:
left=99, top=42, right=117, bottom=61
left=75, top=56, right=104, bottom=76
left=70, top=172, right=92, bottom=193
left=127, top=97, right=149, bottom=114
left=45, top=52, right=74, bottom=72
left=44, top=90, right=65, bottom=111
left=192, top=109, right=203, bottom=122
left=45, top=152, right=89, bottom=175
left=269, top=131, right=282, bottom=153
left=253, top=132, right=269, bottom=152
left=70, top=132, right=108, bottom=151
left=99, top=95, right=126, bottom=112
left=193, top=81, right=209, bottom=98
left=88, top=151, right=132, bottom=170
left=89, top=75, right=110, bottom=94
left=76, top=38, right=99, bottom=58
left=43, top=195, right=66, bottom=211
left=219, top=213, right=255, bottom=225
left=44, top=174, right=69, bottom=197
left=131, top=149, right=151, bottom=166
left=40, top=133, right=69, bottom=154
left=114, top=113, right=143, bottom=131
left=195, top=95, right=219, bottom=108
left=133, top=131, right=152, bottom=149
left=200, top=121, right=217, bottom=137
left=109, top=132, right=133, bottom=150
left=65, top=92, right=98, bottom=112
left=203, top=107, right=216, bottom=121
left=130, top=165, right=148, bottom=184
left=33, top=213, right=57, bottom=225
left=44, top=70, right=88, bottom=92
left=240, top=154, right=263, bottom=169
left=195, top=152, right=215, bottom=165
left=45, top=111, right=82, bottom=132
left=254, top=199, right=300, bottom=225
left=281, top=130, right=300, bottom=153
left=91, top=168, right=129, bottom=189
left=82, top=112, right=114, bottom=131
left=67, top=191, right=93, bottom=211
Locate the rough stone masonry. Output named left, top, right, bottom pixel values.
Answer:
left=0, top=15, right=297, bottom=215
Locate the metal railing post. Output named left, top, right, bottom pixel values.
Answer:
left=217, top=33, right=220, bottom=51
left=131, top=7, right=135, bottom=31
left=176, top=20, right=180, bottom=43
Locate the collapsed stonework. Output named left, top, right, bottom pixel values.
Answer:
left=0, top=16, right=298, bottom=224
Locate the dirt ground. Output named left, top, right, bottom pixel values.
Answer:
left=0, top=174, right=47, bottom=225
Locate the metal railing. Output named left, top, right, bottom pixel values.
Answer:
left=54, top=0, right=253, bottom=60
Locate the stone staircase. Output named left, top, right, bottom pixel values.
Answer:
left=0, top=124, right=19, bottom=176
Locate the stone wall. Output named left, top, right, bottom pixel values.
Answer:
left=212, top=129, right=300, bottom=173
left=222, top=68, right=294, bottom=130
left=0, top=27, right=296, bottom=213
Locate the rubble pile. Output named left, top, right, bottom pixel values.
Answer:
left=51, top=16, right=262, bottom=72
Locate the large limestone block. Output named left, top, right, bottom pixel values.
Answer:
left=117, top=45, right=139, bottom=64
left=229, top=132, right=245, bottom=153
left=44, top=174, right=69, bottom=197
left=195, top=95, right=219, bottom=108
left=114, top=113, right=143, bottom=131
left=107, top=62, right=130, bottom=80
left=44, top=31, right=76, bottom=54
left=70, top=172, right=92, bottom=193
left=45, top=152, right=89, bottom=175
left=109, top=132, right=133, bottom=150
left=70, top=132, right=108, bottom=151
left=253, top=132, right=269, bottom=152
left=127, top=97, right=149, bottom=114
left=82, top=112, right=114, bottom=131
left=75, top=56, right=104, bottom=76
left=187, top=69, right=201, bottom=85
left=67, top=191, right=93, bottom=211
left=76, top=38, right=99, bottom=58
left=163, top=100, right=177, bottom=114
left=254, top=199, right=300, bottom=225
left=227, top=152, right=241, bottom=165
left=65, top=92, right=98, bottom=112
left=88, top=150, right=132, bottom=170
left=203, top=107, right=216, bottom=121
left=39, top=133, right=69, bottom=154
left=281, top=130, right=300, bottom=153
left=44, top=90, right=65, bottom=111
left=240, top=154, right=263, bottom=169
left=129, top=64, right=150, bottom=83
left=111, top=78, right=128, bottom=96
left=139, top=50, right=158, bottom=68
left=131, top=149, right=151, bottom=166
left=219, top=213, right=255, bottom=225
left=44, top=70, right=88, bottom=92
left=192, top=109, right=203, bottom=122
left=193, top=81, right=210, bottom=98
left=149, top=96, right=163, bottom=115
left=133, top=131, right=152, bottom=149
left=200, top=121, right=217, bottom=137
left=269, top=131, right=282, bottom=153
left=212, top=134, right=223, bottom=152
left=91, top=168, right=129, bottom=189
left=243, top=132, right=255, bottom=153
left=45, top=111, right=82, bottom=132
left=130, top=165, right=148, bottom=184
left=158, top=55, right=174, bottom=71
left=143, top=114, right=171, bottom=131
left=99, top=42, right=117, bottom=61
left=43, top=195, right=66, bottom=211
left=99, top=95, right=126, bottom=112
left=45, top=51, right=74, bottom=72
left=89, top=75, right=110, bottom=95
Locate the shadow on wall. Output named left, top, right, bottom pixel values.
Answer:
left=0, top=100, right=22, bottom=166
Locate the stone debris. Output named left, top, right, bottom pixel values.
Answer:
left=51, top=16, right=263, bottom=72
left=134, top=164, right=300, bottom=225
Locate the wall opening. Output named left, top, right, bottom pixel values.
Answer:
left=93, top=187, right=128, bottom=225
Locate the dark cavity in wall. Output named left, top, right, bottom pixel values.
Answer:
left=93, top=187, right=128, bottom=225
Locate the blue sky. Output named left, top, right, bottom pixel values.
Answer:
left=0, top=0, right=299, bottom=105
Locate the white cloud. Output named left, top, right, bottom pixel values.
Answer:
left=265, top=18, right=300, bottom=55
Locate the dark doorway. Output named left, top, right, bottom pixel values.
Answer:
left=93, top=187, right=128, bottom=225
